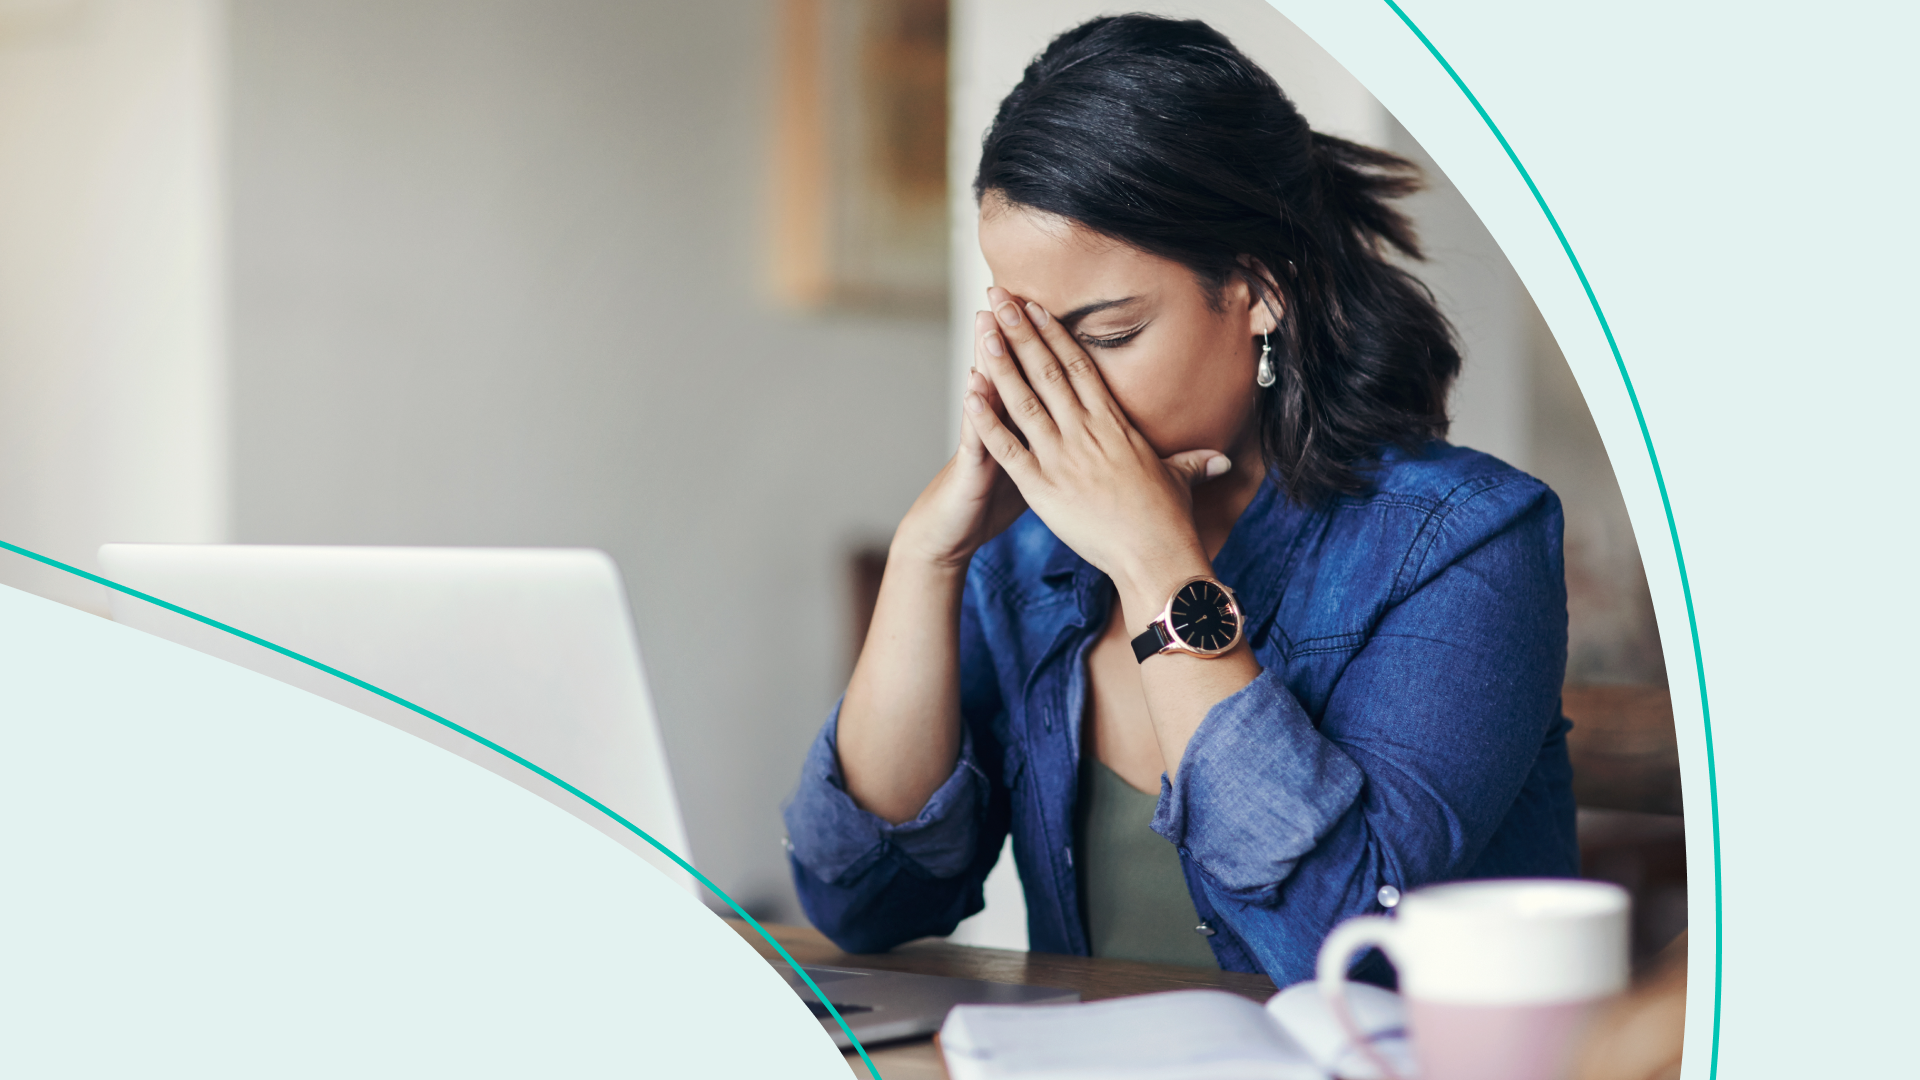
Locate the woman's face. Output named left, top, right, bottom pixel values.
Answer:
left=976, top=198, right=1274, bottom=461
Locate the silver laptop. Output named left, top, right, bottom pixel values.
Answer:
left=782, top=964, right=1077, bottom=1048
left=94, top=543, right=1075, bottom=1045
left=95, top=544, right=694, bottom=889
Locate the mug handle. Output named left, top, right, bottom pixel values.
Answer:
left=1316, top=915, right=1409, bottom=1080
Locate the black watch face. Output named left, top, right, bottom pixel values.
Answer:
left=1170, top=580, right=1239, bottom=652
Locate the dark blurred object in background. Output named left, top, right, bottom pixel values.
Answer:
left=1580, top=807, right=1687, bottom=968
left=849, top=545, right=888, bottom=674
left=1566, top=685, right=1682, bottom=816
left=1566, top=685, right=1687, bottom=967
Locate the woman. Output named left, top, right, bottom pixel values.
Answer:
left=783, top=14, right=1576, bottom=986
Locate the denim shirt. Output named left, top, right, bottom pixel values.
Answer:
left=783, top=441, right=1579, bottom=986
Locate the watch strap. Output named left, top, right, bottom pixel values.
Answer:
left=1131, top=620, right=1173, bottom=663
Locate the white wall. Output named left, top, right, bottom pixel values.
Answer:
left=0, top=0, right=227, bottom=612
left=1388, top=116, right=1532, bottom=470
left=226, top=0, right=951, bottom=920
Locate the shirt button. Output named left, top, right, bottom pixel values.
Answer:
left=1063, top=846, right=1073, bottom=868
left=1194, top=921, right=1217, bottom=937
left=1377, top=884, right=1402, bottom=910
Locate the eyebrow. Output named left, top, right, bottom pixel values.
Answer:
left=1057, top=296, right=1142, bottom=327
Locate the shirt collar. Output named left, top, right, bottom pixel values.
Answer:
left=1039, top=535, right=1084, bottom=587
left=1208, top=473, right=1310, bottom=646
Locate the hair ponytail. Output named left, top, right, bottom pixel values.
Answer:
left=976, top=15, right=1460, bottom=505
left=1306, top=131, right=1424, bottom=263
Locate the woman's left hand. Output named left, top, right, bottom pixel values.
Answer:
left=966, top=287, right=1229, bottom=610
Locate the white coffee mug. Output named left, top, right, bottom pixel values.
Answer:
left=1317, top=879, right=1630, bottom=1080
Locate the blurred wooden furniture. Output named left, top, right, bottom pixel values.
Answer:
left=1563, top=684, right=1681, bottom=816
left=1573, top=931, right=1687, bottom=1080
left=727, top=919, right=1276, bottom=1080
left=1563, top=685, right=1689, bottom=966
left=1579, top=808, right=1687, bottom=966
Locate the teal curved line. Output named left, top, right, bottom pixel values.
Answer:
left=0, top=537, right=884, bottom=1080
left=1373, top=2, right=1722, bottom=1075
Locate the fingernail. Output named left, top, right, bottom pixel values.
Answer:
left=1206, top=456, right=1232, bottom=478
left=995, top=301, right=1021, bottom=328
left=984, top=332, right=1005, bottom=357
left=1024, top=302, right=1049, bottom=327
left=964, top=393, right=984, bottom=414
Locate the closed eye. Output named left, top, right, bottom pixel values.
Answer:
left=1079, top=324, right=1146, bottom=349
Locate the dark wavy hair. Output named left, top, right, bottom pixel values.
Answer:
left=974, top=14, right=1459, bottom=505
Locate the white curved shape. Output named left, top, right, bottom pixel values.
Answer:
left=0, top=582, right=845, bottom=1076
left=95, top=544, right=693, bottom=893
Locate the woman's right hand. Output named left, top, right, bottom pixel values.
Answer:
left=840, top=313, right=1020, bottom=822
left=892, top=312, right=1030, bottom=570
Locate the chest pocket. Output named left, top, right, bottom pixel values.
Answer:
left=1268, top=630, right=1367, bottom=724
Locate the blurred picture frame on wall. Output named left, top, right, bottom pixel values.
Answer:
left=772, top=0, right=950, bottom=314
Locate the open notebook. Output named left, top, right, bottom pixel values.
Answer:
left=939, top=981, right=1412, bottom=1080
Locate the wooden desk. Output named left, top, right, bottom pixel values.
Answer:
left=727, top=920, right=1277, bottom=1079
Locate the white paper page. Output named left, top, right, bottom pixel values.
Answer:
left=941, top=990, right=1323, bottom=1080
left=1266, top=981, right=1413, bottom=1080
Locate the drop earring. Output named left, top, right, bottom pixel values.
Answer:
left=1256, top=331, right=1276, bottom=388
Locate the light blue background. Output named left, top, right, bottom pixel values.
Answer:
left=0, top=583, right=849, bottom=1076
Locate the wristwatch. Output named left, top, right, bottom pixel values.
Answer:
left=1131, top=576, right=1245, bottom=663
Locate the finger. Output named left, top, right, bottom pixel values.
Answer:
left=989, top=288, right=1085, bottom=426
left=1162, top=450, right=1232, bottom=489
left=971, top=313, right=1018, bottom=439
left=963, top=385, right=1040, bottom=485
left=960, top=365, right=1017, bottom=462
left=961, top=318, right=995, bottom=457
left=958, top=367, right=989, bottom=461
left=1019, top=297, right=1122, bottom=423
left=976, top=304, right=1060, bottom=448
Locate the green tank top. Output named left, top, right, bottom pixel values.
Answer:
left=1073, top=756, right=1219, bottom=969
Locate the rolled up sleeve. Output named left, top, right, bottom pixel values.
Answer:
left=1151, top=668, right=1365, bottom=903
left=782, top=568, right=1011, bottom=955
left=783, top=702, right=988, bottom=886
